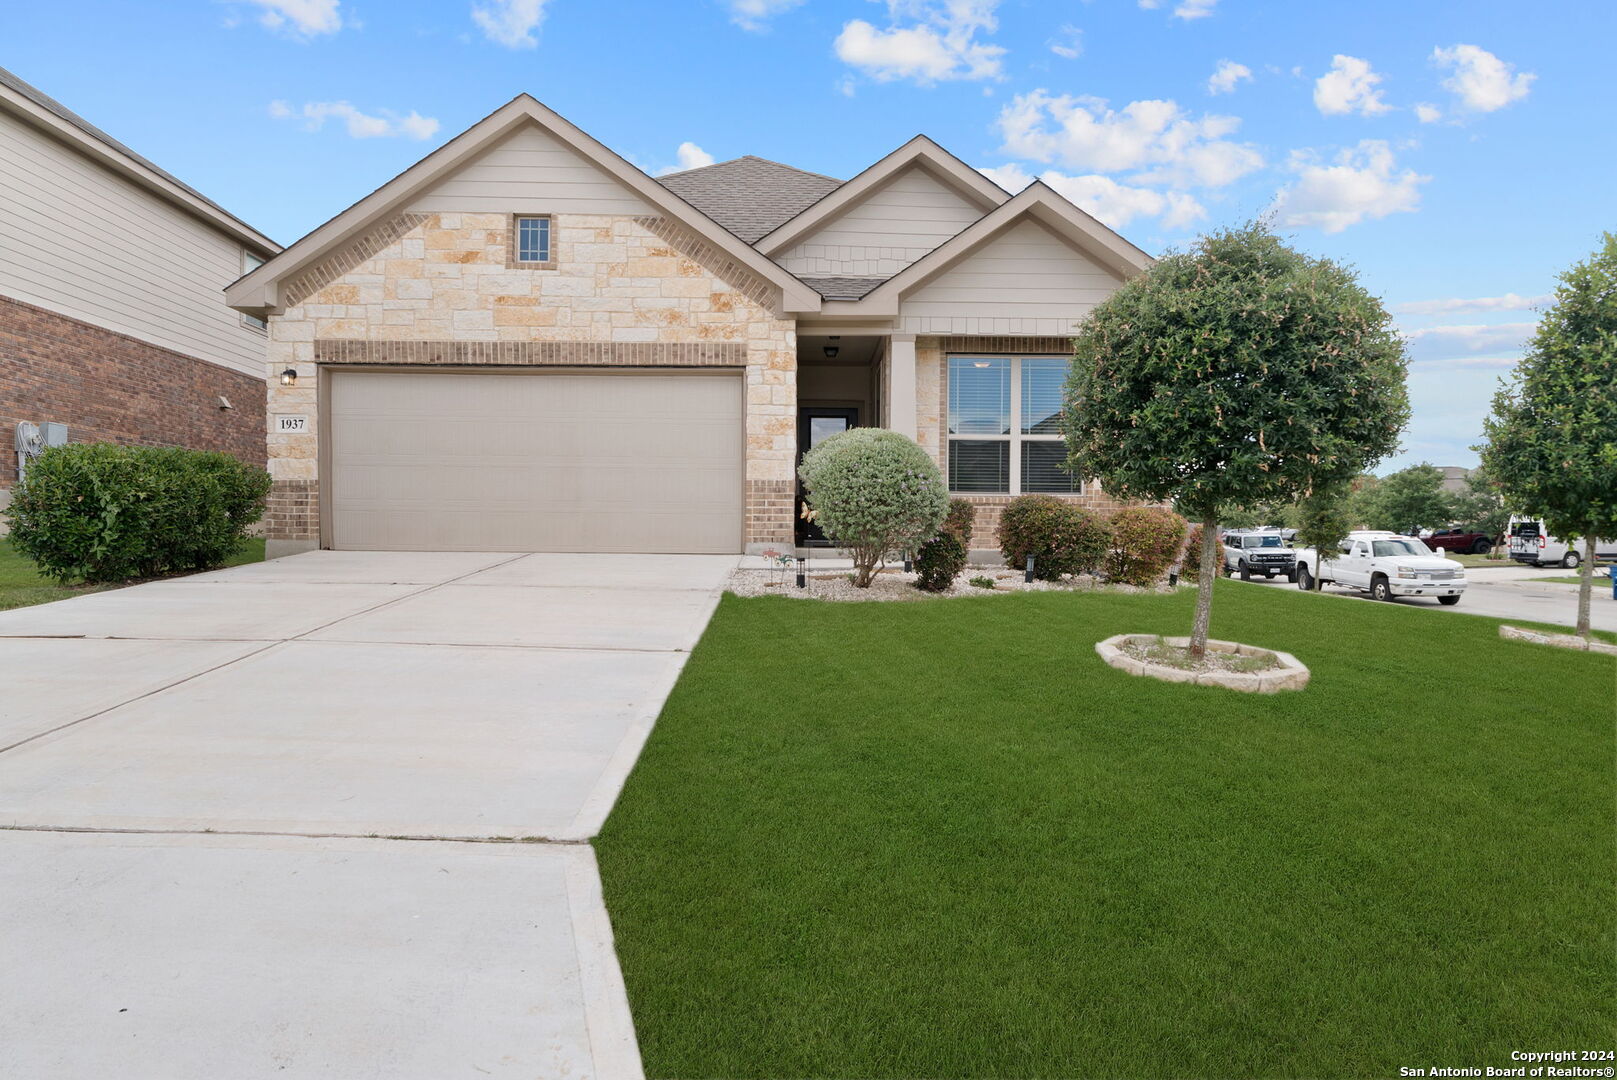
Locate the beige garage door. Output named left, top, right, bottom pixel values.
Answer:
left=327, top=369, right=744, bottom=553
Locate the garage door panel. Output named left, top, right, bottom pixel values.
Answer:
left=328, top=371, right=744, bottom=553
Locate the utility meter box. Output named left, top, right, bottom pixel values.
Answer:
left=41, top=422, right=68, bottom=447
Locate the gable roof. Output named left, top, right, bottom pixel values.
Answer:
left=829, top=181, right=1155, bottom=316
left=226, top=96, right=823, bottom=314
left=658, top=156, right=842, bottom=244
left=0, top=64, right=278, bottom=254
left=754, top=135, right=1010, bottom=256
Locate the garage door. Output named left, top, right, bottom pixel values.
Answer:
left=327, top=369, right=743, bottom=553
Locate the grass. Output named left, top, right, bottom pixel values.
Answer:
left=0, top=537, right=265, bottom=611
left=596, top=580, right=1615, bottom=1080
left=1445, top=553, right=1514, bottom=568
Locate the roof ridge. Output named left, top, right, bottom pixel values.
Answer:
left=660, top=154, right=841, bottom=184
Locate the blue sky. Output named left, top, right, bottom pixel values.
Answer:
left=6, top=0, right=1611, bottom=472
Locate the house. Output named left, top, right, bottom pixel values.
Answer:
left=0, top=67, right=280, bottom=525
left=226, top=95, right=1152, bottom=558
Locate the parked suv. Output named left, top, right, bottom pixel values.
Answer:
left=1222, top=530, right=1297, bottom=581
left=1426, top=527, right=1495, bottom=555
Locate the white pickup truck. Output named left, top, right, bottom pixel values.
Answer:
left=1292, top=531, right=1468, bottom=604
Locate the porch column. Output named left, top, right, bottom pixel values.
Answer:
left=888, top=333, right=917, bottom=439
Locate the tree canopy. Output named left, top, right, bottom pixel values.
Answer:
left=1063, top=223, right=1409, bottom=655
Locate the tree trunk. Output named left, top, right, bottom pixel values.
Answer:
left=1190, top=512, right=1218, bottom=658
left=1577, top=535, right=1594, bottom=639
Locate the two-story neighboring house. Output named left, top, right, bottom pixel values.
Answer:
left=0, top=66, right=279, bottom=522
left=227, top=95, right=1153, bottom=559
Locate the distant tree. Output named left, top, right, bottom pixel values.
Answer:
left=1356, top=464, right=1456, bottom=534
left=1481, top=234, right=1617, bottom=639
left=1293, top=485, right=1355, bottom=591
left=1447, top=466, right=1510, bottom=546
left=1064, top=223, right=1409, bottom=656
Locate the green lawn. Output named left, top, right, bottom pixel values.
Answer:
left=596, top=581, right=1615, bottom=1079
left=0, top=537, right=265, bottom=611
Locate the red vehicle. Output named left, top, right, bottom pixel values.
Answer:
left=1425, top=527, right=1494, bottom=555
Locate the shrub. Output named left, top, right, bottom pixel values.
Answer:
left=6, top=443, right=271, bottom=583
left=997, top=494, right=1110, bottom=580
left=799, top=429, right=949, bottom=587
left=913, top=498, right=976, bottom=592
left=968, top=575, right=997, bottom=590
left=1107, top=506, right=1189, bottom=586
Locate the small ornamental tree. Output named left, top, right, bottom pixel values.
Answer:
left=1356, top=464, right=1455, bottom=533
left=799, top=428, right=949, bottom=587
left=1063, top=224, right=1409, bottom=656
left=1480, top=234, right=1617, bottom=639
left=1293, top=485, right=1355, bottom=591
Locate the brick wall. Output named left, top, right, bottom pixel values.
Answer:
left=0, top=294, right=266, bottom=486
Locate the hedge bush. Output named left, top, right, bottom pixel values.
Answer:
left=1106, top=506, right=1188, bottom=586
left=6, top=443, right=272, bottom=583
left=913, top=498, right=976, bottom=592
left=996, top=494, right=1111, bottom=580
left=799, top=429, right=949, bottom=587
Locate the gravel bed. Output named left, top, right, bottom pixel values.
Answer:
left=725, top=566, right=1175, bottom=602
left=1119, top=639, right=1280, bottom=674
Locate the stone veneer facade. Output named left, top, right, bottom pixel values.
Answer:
left=914, top=335, right=1126, bottom=546
left=264, top=211, right=797, bottom=550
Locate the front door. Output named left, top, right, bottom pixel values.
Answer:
left=796, top=407, right=859, bottom=545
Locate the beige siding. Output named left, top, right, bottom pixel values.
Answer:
left=328, top=369, right=744, bottom=553
left=408, top=124, right=653, bottom=216
left=0, top=109, right=269, bottom=378
left=777, top=166, right=982, bottom=279
left=897, top=218, right=1122, bottom=336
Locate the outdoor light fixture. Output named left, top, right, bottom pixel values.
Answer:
left=823, top=345, right=839, bottom=359
left=796, top=557, right=807, bottom=589
left=1025, top=555, right=1035, bottom=583
left=280, top=368, right=298, bottom=386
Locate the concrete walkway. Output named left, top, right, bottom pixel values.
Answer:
left=0, top=550, right=737, bottom=1079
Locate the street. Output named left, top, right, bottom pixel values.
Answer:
left=1238, top=563, right=1617, bottom=635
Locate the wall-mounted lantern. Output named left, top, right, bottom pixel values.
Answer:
left=280, top=368, right=298, bottom=387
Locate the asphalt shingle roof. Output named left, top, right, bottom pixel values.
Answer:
left=799, top=276, right=888, bottom=300
left=658, top=156, right=841, bottom=244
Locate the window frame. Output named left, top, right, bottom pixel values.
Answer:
left=507, top=213, right=556, bottom=269
left=946, top=353, right=1081, bottom=496
left=240, top=249, right=267, bottom=332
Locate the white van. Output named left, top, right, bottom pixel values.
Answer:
left=1506, top=517, right=1617, bottom=568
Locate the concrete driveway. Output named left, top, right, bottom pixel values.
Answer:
left=0, top=550, right=736, bottom=1079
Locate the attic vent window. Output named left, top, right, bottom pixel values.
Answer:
left=514, top=215, right=553, bottom=265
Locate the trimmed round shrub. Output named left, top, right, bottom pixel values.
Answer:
left=996, top=494, right=1111, bottom=580
left=913, top=497, right=976, bottom=592
left=1107, top=506, right=1189, bottom=586
left=7, top=443, right=272, bottom=583
left=799, top=429, right=949, bottom=588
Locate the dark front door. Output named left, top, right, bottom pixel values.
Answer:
left=797, top=407, right=859, bottom=545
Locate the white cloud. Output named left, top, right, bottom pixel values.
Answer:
left=270, top=100, right=440, bottom=140
left=1049, top=25, right=1083, bottom=60
left=1432, top=44, right=1535, bottom=113
left=244, top=0, right=342, bottom=37
left=978, top=163, right=1204, bottom=230
left=656, top=141, right=716, bottom=175
left=1206, top=59, right=1251, bottom=95
left=471, top=0, right=553, bottom=49
left=1394, top=293, right=1550, bottom=316
left=1414, top=102, right=1442, bottom=124
left=1139, top=0, right=1218, bottom=18
left=1270, top=140, right=1427, bottom=233
left=1403, top=322, right=1536, bottom=361
left=996, top=90, right=1262, bottom=188
left=728, top=0, right=804, bottom=31
left=1313, top=54, right=1392, bottom=117
left=834, top=0, right=1005, bottom=85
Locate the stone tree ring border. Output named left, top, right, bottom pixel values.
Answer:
left=1095, top=633, right=1311, bottom=693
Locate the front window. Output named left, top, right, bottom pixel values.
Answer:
left=514, top=215, right=552, bottom=265
left=947, top=356, right=1079, bottom=494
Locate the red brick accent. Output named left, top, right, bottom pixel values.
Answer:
left=265, top=479, right=319, bottom=541
left=0, top=294, right=266, bottom=486
left=746, top=479, right=795, bottom=545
